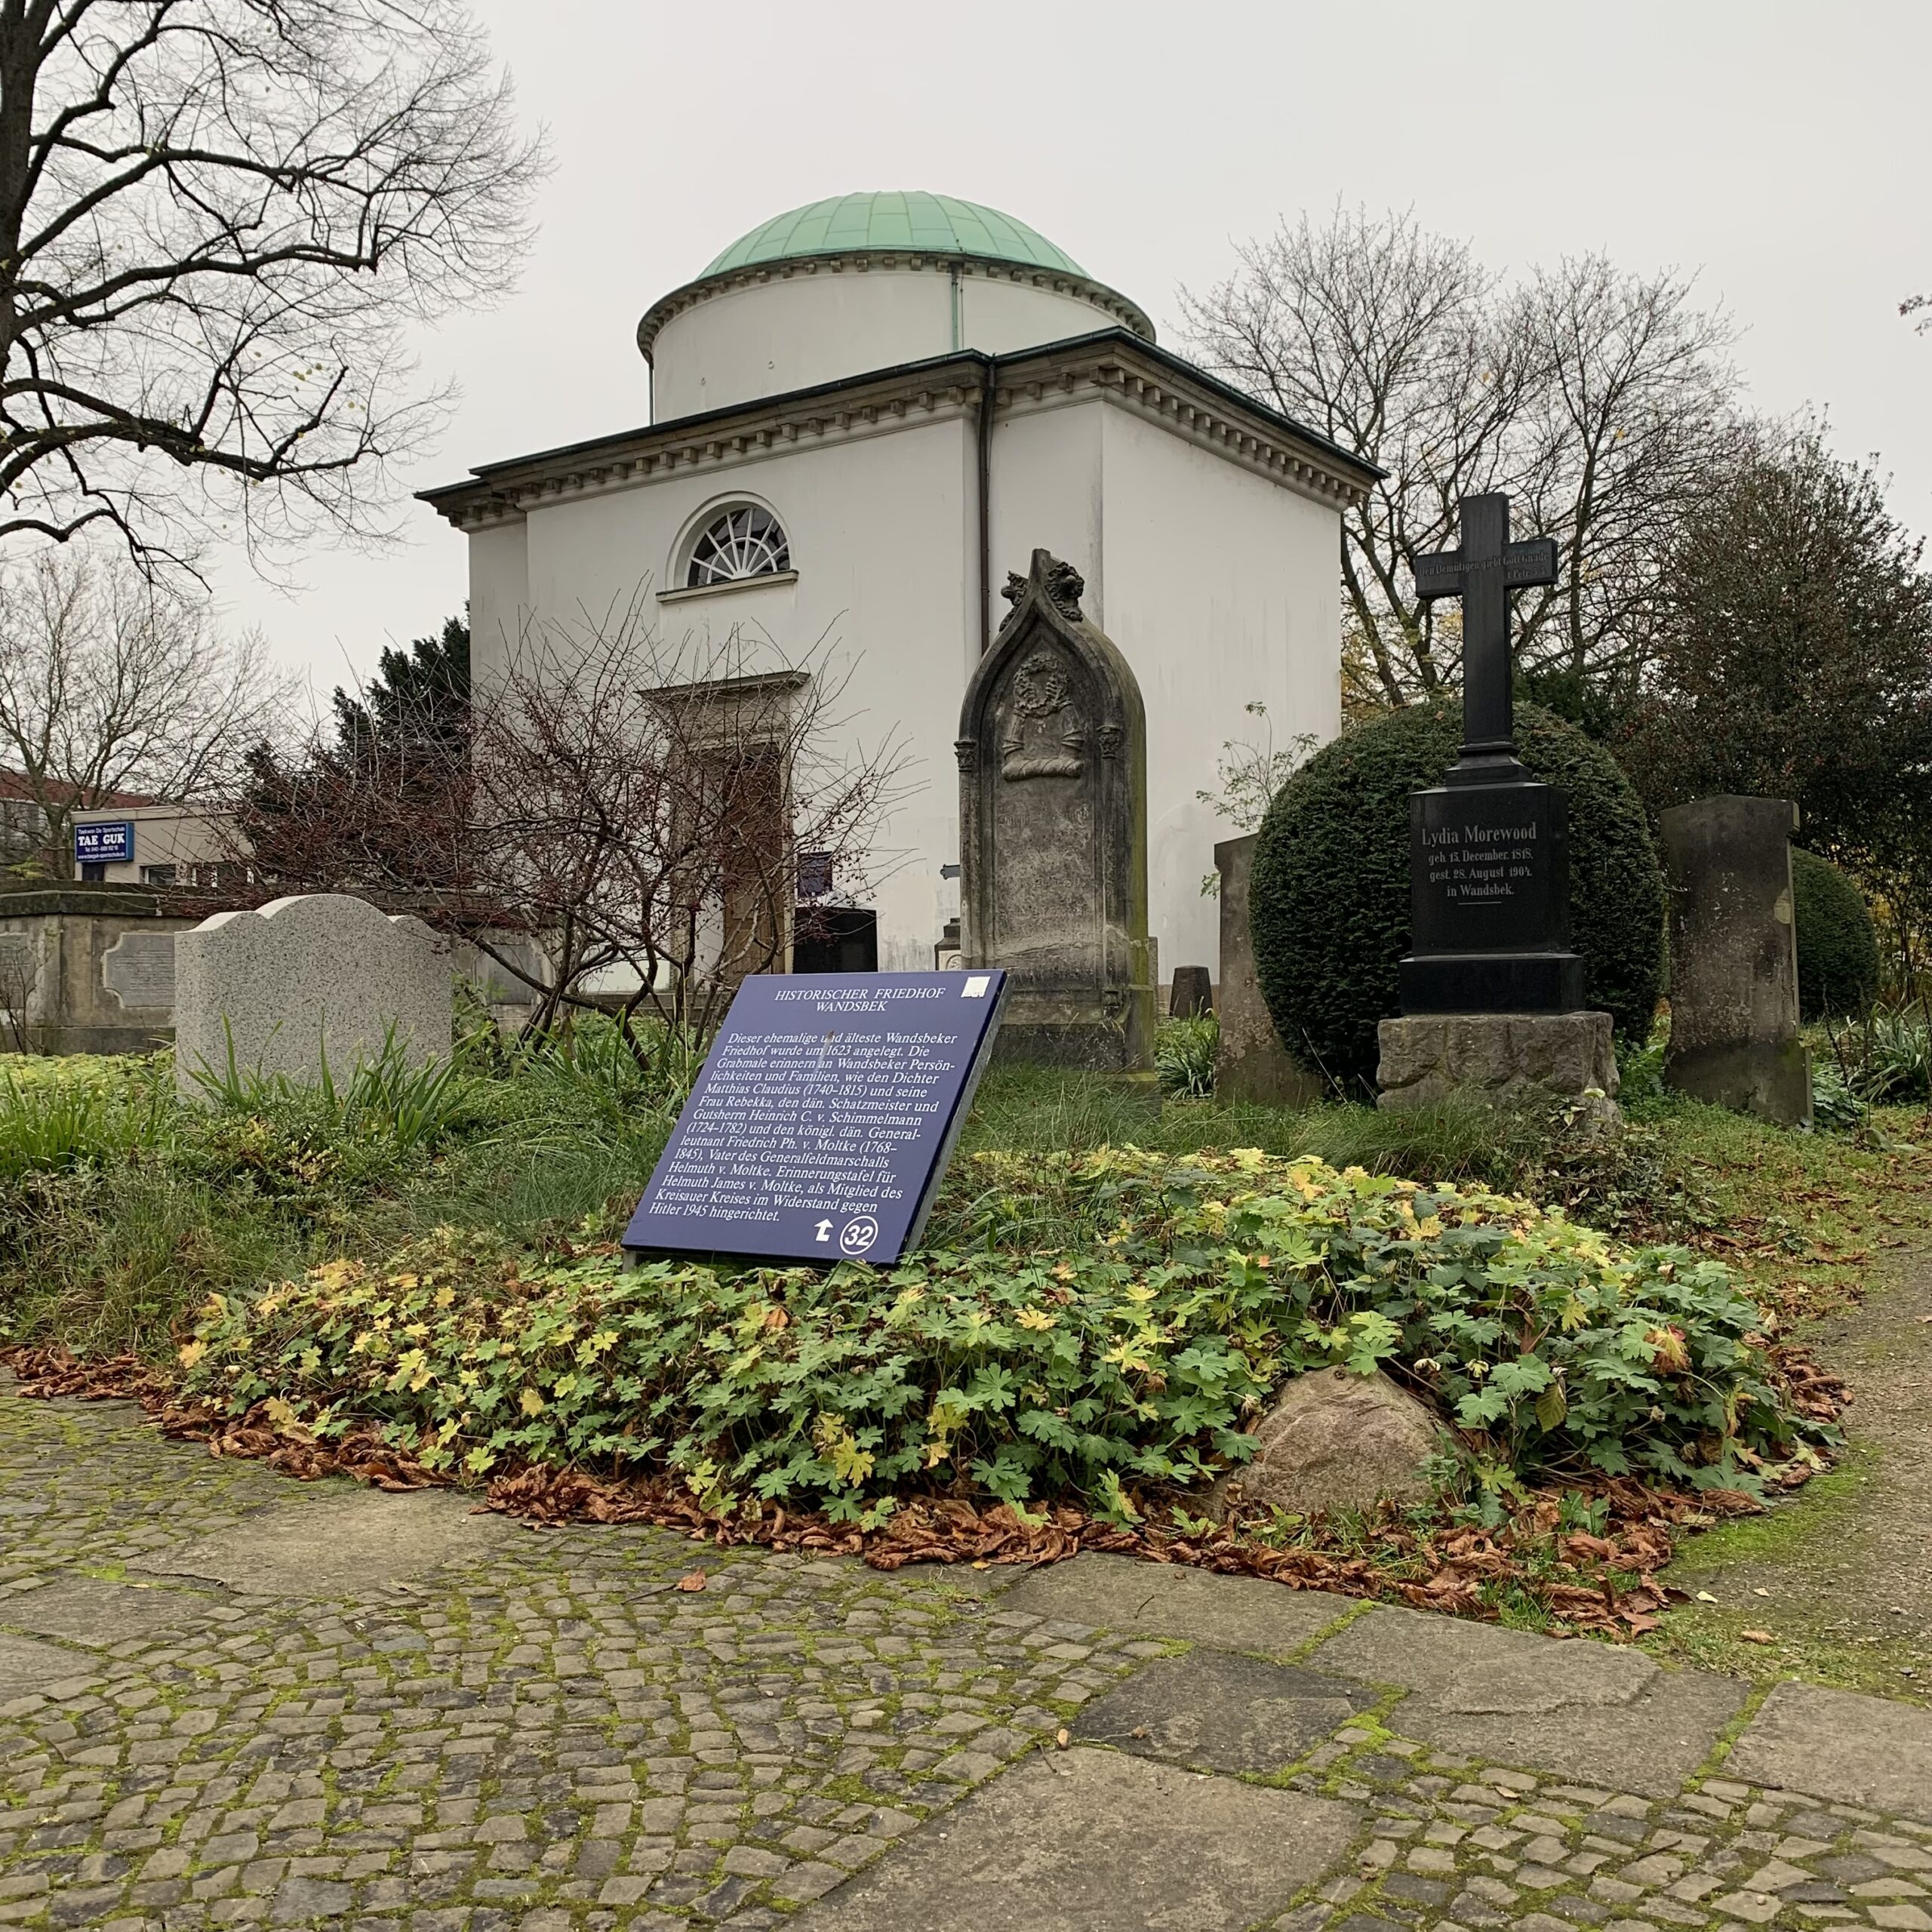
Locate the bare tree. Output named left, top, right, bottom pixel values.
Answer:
left=241, top=595, right=911, bottom=1062
left=1180, top=205, right=1739, bottom=712
left=1509, top=259, right=1740, bottom=703
left=0, top=543, right=295, bottom=874
left=0, top=0, right=545, bottom=576
left=1180, top=207, right=1529, bottom=707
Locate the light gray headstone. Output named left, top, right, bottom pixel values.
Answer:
left=956, top=548, right=1154, bottom=1071
left=173, top=893, right=452, bottom=1101
left=101, top=931, right=177, bottom=1012
left=1660, top=795, right=1810, bottom=1124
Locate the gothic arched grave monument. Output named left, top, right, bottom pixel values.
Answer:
left=957, top=549, right=1155, bottom=1071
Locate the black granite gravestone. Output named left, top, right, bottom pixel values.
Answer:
left=1401, top=494, right=1583, bottom=1014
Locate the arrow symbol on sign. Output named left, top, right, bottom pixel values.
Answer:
left=814, top=1220, right=832, bottom=1242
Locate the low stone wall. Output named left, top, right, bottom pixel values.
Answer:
left=0, top=887, right=207, bottom=1055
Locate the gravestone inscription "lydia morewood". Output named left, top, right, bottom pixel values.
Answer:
left=623, top=971, right=1008, bottom=1266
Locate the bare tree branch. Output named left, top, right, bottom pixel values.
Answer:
left=0, top=0, right=547, bottom=578
left=0, top=540, right=297, bottom=872
left=1180, top=205, right=1740, bottom=711
left=238, top=593, right=913, bottom=1060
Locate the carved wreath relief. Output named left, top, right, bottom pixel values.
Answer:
left=1000, top=650, right=1087, bottom=781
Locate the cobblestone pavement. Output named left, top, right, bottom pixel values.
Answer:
left=2, top=1383, right=1930, bottom=1932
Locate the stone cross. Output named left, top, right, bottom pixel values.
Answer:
left=1412, top=494, right=1557, bottom=781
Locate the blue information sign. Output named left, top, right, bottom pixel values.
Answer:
left=74, top=820, right=134, bottom=864
left=623, top=971, right=1009, bottom=1265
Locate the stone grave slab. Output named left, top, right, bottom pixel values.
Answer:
left=139, top=1487, right=512, bottom=1598
left=1308, top=1604, right=1745, bottom=1793
left=0, top=1574, right=211, bottom=1645
left=0, top=1632, right=88, bottom=1697
left=1072, top=1651, right=1374, bottom=1774
left=794, top=1746, right=1358, bottom=1930
left=1725, top=1681, right=1932, bottom=1822
left=1000, top=1551, right=1353, bottom=1656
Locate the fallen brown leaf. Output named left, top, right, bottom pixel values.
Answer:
left=676, top=1571, right=708, bottom=1593
left=1740, top=1629, right=1775, bottom=1644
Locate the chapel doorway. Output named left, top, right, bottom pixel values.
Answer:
left=792, top=908, right=878, bottom=973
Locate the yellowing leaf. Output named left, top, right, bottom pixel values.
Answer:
left=1015, top=1308, right=1058, bottom=1331
left=519, top=1387, right=545, bottom=1416
left=177, top=1340, right=207, bottom=1369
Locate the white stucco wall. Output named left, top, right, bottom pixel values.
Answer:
left=458, top=386, right=1347, bottom=989
left=986, top=398, right=1105, bottom=633
left=468, top=519, right=532, bottom=694
left=648, top=266, right=1124, bottom=420
left=466, top=417, right=979, bottom=971
left=1096, top=406, right=1343, bottom=979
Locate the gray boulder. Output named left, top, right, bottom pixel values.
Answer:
left=1204, top=1367, right=1446, bottom=1521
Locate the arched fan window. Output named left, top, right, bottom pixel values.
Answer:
left=686, top=504, right=791, bottom=587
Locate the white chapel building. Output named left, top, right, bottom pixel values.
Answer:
left=423, top=192, right=1376, bottom=981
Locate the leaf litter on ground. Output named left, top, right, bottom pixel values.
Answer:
left=2, top=1341, right=1841, bottom=1642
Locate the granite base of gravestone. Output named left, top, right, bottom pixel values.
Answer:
left=174, top=893, right=452, bottom=1103
left=1377, top=1010, right=1618, bottom=1122
left=1660, top=795, right=1810, bottom=1126
left=1170, top=965, right=1213, bottom=1018
left=1214, top=833, right=1323, bottom=1108
left=957, top=549, right=1155, bottom=1072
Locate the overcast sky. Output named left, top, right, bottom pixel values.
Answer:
left=210, top=0, right=1932, bottom=703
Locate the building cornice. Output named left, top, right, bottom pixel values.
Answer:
left=419, top=332, right=1382, bottom=531
left=635, top=251, right=1155, bottom=362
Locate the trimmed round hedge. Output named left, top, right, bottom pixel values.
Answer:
left=1792, top=848, right=1879, bottom=1020
left=1251, top=700, right=1666, bottom=1090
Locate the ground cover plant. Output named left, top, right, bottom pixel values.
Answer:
left=170, top=1149, right=1834, bottom=1520
left=3, top=1038, right=1918, bottom=1642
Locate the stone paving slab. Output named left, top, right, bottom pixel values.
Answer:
left=0, top=1575, right=212, bottom=1647
left=135, top=1484, right=522, bottom=1598
left=999, top=1549, right=1356, bottom=1655
left=1309, top=1603, right=1749, bottom=1795
left=794, top=1746, right=1361, bottom=1930
left=6, top=1382, right=1932, bottom=1930
left=1727, top=1681, right=1932, bottom=1821
left=1072, top=1649, right=1377, bottom=1775
left=0, top=1632, right=87, bottom=1698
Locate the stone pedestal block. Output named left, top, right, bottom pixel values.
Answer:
left=1377, top=1009, right=1618, bottom=1115
left=1659, top=795, right=1810, bottom=1127
left=1169, top=965, right=1213, bottom=1018
left=1214, top=834, right=1324, bottom=1108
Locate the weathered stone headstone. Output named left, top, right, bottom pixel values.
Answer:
left=1379, top=493, right=1615, bottom=1115
left=174, top=893, right=451, bottom=1101
left=1660, top=795, right=1810, bottom=1124
left=1169, top=965, right=1213, bottom=1018
left=957, top=549, right=1154, bottom=1070
left=1215, top=833, right=1322, bottom=1106
left=101, top=931, right=177, bottom=1012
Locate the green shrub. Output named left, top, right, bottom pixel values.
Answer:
left=1792, top=848, right=1879, bottom=1020
left=179, top=1148, right=1829, bottom=1521
left=1251, top=700, right=1666, bottom=1089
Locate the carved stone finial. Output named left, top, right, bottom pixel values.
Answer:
left=1002, top=549, right=1088, bottom=623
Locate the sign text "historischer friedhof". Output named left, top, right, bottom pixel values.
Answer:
left=622, top=971, right=1009, bottom=1266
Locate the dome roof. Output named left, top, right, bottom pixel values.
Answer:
left=702, top=192, right=1087, bottom=278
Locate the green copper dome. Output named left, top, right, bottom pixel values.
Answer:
left=702, top=192, right=1087, bottom=278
